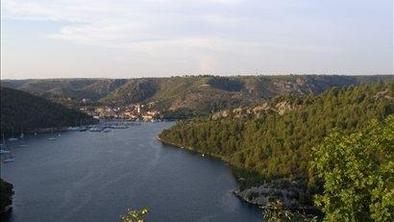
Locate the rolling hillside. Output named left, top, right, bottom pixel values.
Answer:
left=2, top=75, right=393, bottom=114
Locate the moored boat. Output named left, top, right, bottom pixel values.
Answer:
left=103, top=128, right=112, bottom=133
left=0, top=149, right=11, bottom=154
left=3, top=157, right=16, bottom=163
left=8, top=137, right=18, bottom=142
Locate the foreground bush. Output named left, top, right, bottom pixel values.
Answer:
left=121, top=207, right=149, bottom=222
left=312, top=115, right=393, bottom=221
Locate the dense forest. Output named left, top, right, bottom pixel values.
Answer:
left=0, top=87, right=95, bottom=137
left=2, top=75, right=392, bottom=115
left=159, top=82, right=394, bottom=220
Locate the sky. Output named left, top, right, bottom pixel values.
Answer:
left=1, top=0, right=393, bottom=79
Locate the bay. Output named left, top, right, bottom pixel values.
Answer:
left=1, top=122, right=261, bottom=222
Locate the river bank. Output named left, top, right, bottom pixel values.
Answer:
left=156, top=135, right=316, bottom=212
left=156, top=136, right=229, bottom=163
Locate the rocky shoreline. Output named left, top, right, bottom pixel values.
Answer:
left=233, top=179, right=315, bottom=211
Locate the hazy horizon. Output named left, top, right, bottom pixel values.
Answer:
left=1, top=0, right=393, bottom=79
left=2, top=73, right=394, bottom=81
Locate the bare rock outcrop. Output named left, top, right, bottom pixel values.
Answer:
left=233, top=178, right=311, bottom=210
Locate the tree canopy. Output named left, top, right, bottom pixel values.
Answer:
left=312, top=115, right=393, bottom=222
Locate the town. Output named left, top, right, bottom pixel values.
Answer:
left=80, top=103, right=162, bottom=121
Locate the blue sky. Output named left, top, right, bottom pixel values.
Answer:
left=1, top=0, right=393, bottom=79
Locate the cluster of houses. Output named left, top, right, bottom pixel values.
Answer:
left=80, top=104, right=161, bottom=121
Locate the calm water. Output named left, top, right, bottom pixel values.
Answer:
left=1, top=122, right=261, bottom=222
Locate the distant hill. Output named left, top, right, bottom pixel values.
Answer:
left=0, top=87, right=95, bottom=136
left=2, top=75, right=393, bottom=114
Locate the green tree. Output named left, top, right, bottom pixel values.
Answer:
left=263, top=200, right=317, bottom=222
left=121, top=207, right=149, bottom=222
left=312, top=115, right=394, bottom=222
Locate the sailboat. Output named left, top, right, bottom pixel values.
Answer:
left=48, top=128, right=57, bottom=141
left=8, top=128, right=18, bottom=141
left=3, top=155, right=16, bottom=163
left=0, top=145, right=10, bottom=155
left=19, top=129, right=27, bottom=146
left=1, top=134, right=15, bottom=163
left=0, top=134, right=10, bottom=154
left=79, top=126, right=88, bottom=131
left=8, top=137, right=18, bottom=142
left=103, top=128, right=112, bottom=133
left=79, top=119, right=88, bottom=131
left=0, top=149, right=10, bottom=154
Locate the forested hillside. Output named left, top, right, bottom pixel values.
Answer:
left=2, top=75, right=392, bottom=115
left=0, top=87, right=95, bottom=136
left=159, top=82, right=394, bottom=212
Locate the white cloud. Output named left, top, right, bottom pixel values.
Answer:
left=1, top=0, right=392, bottom=77
left=2, top=0, right=253, bottom=48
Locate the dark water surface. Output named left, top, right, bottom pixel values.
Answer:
left=1, top=122, right=261, bottom=222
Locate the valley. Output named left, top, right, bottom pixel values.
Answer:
left=1, top=76, right=393, bottom=221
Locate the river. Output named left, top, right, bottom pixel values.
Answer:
left=1, top=122, right=261, bottom=222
